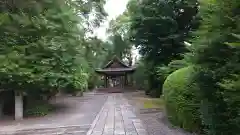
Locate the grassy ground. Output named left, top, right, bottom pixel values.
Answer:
left=127, top=91, right=165, bottom=109
left=143, top=98, right=164, bottom=109
left=135, top=97, right=164, bottom=109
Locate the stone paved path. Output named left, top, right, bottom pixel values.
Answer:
left=87, top=94, right=148, bottom=135
left=0, top=93, right=148, bottom=135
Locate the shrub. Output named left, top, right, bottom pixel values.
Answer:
left=149, top=89, right=162, bottom=98
left=162, top=66, right=201, bottom=132
left=219, top=74, right=240, bottom=134
left=197, top=68, right=240, bottom=135
left=186, top=0, right=240, bottom=134
left=24, top=100, right=55, bottom=117
left=155, top=59, right=189, bottom=98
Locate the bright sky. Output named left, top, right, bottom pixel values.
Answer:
left=94, top=0, right=130, bottom=40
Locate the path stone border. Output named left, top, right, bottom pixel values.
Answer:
left=86, top=98, right=107, bottom=135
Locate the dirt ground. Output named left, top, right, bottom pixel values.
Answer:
left=0, top=92, right=107, bottom=135
left=124, top=91, right=195, bottom=135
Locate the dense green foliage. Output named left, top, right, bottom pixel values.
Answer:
left=106, top=0, right=198, bottom=94
left=83, top=37, right=111, bottom=89
left=0, top=0, right=108, bottom=94
left=109, top=0, right=240, bottom=134
left=187, top=0, right=240, bottom=134
left=156, top=59, right=189, bottom=86
left=106, top=12, right=133, bottom=65
left=0, top=0, right=239, bottom=134
left=127, top=0, right=198, bottom=97
left=163, top=66, right=201, bottom=132
left=0, top=0, right=110, bottom=115
left=132, top=58, right=148, bottom=90
left=24, top=100, right=55, bottom=117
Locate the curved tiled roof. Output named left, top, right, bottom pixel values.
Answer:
left=103, top=55, right=130, bottom=69
left=96, top=55, right=136, bottom=74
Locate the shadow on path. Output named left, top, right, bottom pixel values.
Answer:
left=0, top=92, right=107, bottom=135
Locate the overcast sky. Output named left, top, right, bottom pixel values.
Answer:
left=94, top=0, right=130, bottom=40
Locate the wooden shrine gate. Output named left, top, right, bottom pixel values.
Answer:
left=95, top=56, right=136, bottom=92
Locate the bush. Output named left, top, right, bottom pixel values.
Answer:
left=24, top=100, right=55, bottom=117
left=185, top=0, right=240, bottom=134
left=196, top=68, right=240, bottom=135
left=219, top=74, right=240, bottom=134
left=163, top=66, right=201, bottom=132
left=155, top=59, right=189, bottom=98
left=149, top=89, right=162, bottom=98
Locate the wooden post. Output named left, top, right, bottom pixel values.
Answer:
left=130, top=73, right=133, bottom=86
left=104, top=75, right=107, bottom=88
left=122, top=75, right=125, bottom=88
left=15, top=92, right=23, bottom=120
left=0, top=101, right=3, bottom=118
left=120, top=76, right=122, bottom=88
left=124, top=73, right=128, bottom=86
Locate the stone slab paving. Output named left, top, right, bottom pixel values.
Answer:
left=87, top=93, right=148, bottom=135
left=3, top=125, right=89, bottom=135
left=0, top=92, right=107, bottom=135
left=0, top=93, right=148, bottom=135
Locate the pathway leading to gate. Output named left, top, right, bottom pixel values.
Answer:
left=0, top=93, right=148, bottom=135
left=87, top=93, right=147, bottom=135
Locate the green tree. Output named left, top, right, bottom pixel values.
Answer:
left=132, top=57, right=149, bottom=90
left=188, top=0, right=240, bottom=134
left=106, top=11, right=133, bottom=64
left=0, top=0, right=108, bottom=115
left=128, top=0, right=198, bottom=97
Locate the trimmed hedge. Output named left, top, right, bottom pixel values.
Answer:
left=162, top=66, right=201, bottom=132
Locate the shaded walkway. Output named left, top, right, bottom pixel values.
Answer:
left=87, top=94, right=147, bottom=135
left=0, top=92, right=107, bottom=135
left=0, top=92, right=191, bottom=135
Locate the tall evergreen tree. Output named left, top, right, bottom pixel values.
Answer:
left=128, top=0, right=198, bottom=96
left=188, top=0, right=240, bottom=134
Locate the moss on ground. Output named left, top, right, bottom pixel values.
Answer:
left=134, top=97, right=164, bottom=109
